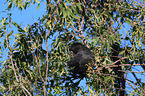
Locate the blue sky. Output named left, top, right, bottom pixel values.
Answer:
left=0, top=1, right=46, bottom=60
left=0, top=1, right=46, bottom=25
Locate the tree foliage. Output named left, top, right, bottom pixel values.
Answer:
left=0, top=0, right=145, bottom=95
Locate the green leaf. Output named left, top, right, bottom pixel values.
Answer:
left=7, top=30, right=13, bottom=38
left=119, top=50, right=125, bottom=55
left=37, top=4, right=40, bottom=10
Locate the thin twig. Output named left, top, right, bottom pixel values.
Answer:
left=19, top=75, right=32, bottom=96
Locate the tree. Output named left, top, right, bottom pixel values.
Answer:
left=0, top=0, right=144, bottom=95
